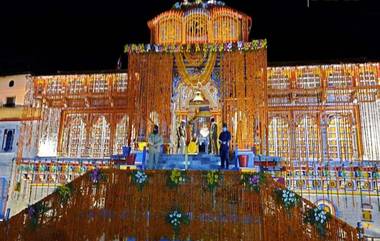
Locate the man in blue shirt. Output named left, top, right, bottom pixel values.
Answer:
left=218, top=123, right=231, bottom=169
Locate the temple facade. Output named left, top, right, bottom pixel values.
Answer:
left=3, top=0, right=380, bottom=236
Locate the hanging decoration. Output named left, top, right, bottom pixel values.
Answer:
left=124, top=40, right=267, bottom=54
left=175, top=51, right=217, bottom=87
left=172, top=0, right=225, bottom=10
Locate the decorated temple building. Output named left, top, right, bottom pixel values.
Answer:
left=3, top=0, right=380, bottom=236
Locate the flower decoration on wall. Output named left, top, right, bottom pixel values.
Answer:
left=56, top=184, right=73, bottom=205
left=241, top=172, right=265, bottom=192
left=166, top=209, right=190, bottom=237
left=124, top=40, right=267, bottom=54
left=304, top=206, right=332, bottom=236
left=27, top=202, right=49, bottom=230
left=274, top=188, right=300, bottom=211
left=131, top=170, right=149, bottom=191
left=167, top=169, right=188, bottom=189
left=90, top=168, right=106, bottom=185
left=205, top=170, right=223, bottom=192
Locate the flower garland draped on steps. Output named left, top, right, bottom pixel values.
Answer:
left=0, top=170, right=358, bottom=241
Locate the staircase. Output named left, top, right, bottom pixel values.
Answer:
left=0, top=169, right=359, bottom=241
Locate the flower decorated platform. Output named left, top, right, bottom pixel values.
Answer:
left=0, top=169, right=359, bottom=241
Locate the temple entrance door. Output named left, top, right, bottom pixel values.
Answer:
left=190, top=107, right=212, bottom=154
left=173, top=86, right=221, bottom=155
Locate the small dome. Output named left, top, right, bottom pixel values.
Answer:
left=148, top=1, right=252, bottom=45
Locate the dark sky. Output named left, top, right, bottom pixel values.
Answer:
left=0, top=0, right=379, bottom=74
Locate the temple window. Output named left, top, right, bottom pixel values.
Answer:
left=185, top=13, right=209, bottom=43
left=268, top=72, right=290, bottom=90
left=297, top=72, right=321, bottom=89
left=68, top=78, right=84, bottom=94
left=114, top=74, right=128, bottom=92
left=46, top=79, right=63, bottom=95
left=113, top=115, right=129, bottom=154
left=327, top=116, right=353, bottom=161
left=62, top=116, right=87, bottom=158
left=359, top=71, right=377, bottom=86
left=295, top=116, right=320, bottom=163
left=268, top=117, right=290, bottom=160
left=328, top=72, right=353, bottom=88
left=89, top=116, right=110, bottom=158
left=90, top=75, right=108, bottom=93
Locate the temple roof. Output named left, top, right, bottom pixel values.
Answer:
left=147, top=0, right=252, bottom=45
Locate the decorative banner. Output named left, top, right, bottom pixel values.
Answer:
left=124, top=40, right=267, bottom=54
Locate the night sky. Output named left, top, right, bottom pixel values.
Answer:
left=0, top=0, right=379, bottom=75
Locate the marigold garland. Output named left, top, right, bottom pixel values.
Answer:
left=124, top=40, right=267, bottom=54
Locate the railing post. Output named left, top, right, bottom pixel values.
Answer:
left=185, top=147, right=188, bottom=170
left=142, top=147, right=147, bottom=170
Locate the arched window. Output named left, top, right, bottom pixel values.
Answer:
left=268, top=117, right=290, bottom=159
left=62, top=116, right=87, bottom=158
left=114, top=115, right=129, bottom=154
left=327, top=116, right=353, bottom=161
left=89, top=116, right=110, bottom=158
left=295, top=116, right=320, bottom=163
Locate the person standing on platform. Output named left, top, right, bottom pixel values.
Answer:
left=177, top=120, right=187, bottom=154
left=210, top=118, right=218, bottom=155
left=219, top=123, right=231, bottom=169
left=148, top=125, right=163, bottom=169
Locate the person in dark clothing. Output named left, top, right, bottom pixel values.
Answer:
left=209, top=117, right=218, bottom=155
left=218, top=123, right=231, bottom=169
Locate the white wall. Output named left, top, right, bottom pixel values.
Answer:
left=0, top=122, right=20, bottom=179
left=0, top=74, right=29, bottom=106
